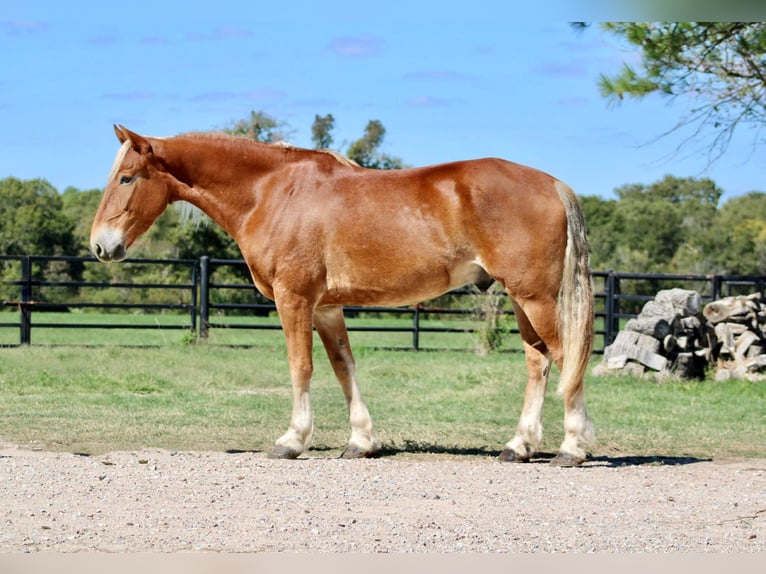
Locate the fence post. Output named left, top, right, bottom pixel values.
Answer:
left=711, top=275, right=723, bottom=300
left=199, top=256, right=210, bottom=339
left=611, top=272, right=622, bottom=344
left=190, top=259, right=199, bottom=335
left=604, top=270, right=616, bottom=346
left=412, top=305, right=420, bottom=350
left=19, top=256, right=32, bottom=345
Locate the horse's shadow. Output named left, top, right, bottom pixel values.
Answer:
left=374, top=444, right=710, bottom=467
left=226, top=444, right=711, bottom=467
left=584, top=454, right=711, bottom=467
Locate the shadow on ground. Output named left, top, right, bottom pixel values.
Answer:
left=223, top=444, right=712, bottom=467
left=355, top=442, right=711, bottom=467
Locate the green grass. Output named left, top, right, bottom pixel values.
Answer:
left=0, top=309, right=611, bottom=351
left=0, top=343, right=764, bottom=460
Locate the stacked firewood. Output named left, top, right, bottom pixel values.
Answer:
left=703, top=293, right=766, bottom=381
left=594, top=288, right=711, bottom=380
left=594, top=288, right=766, bottom=380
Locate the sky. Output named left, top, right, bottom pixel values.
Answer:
left=2, top=2, right=765, bottom=203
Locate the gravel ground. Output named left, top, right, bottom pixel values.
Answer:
left=1, top=445, right=764, bottom=554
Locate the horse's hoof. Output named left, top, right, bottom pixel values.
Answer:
left=498, top=448, right=530, bottom=463
left=340, top=445, right=377, bottom=459
left=550, top=452, right=585, bottom=467
left=268, top=445, right=301, bottom=459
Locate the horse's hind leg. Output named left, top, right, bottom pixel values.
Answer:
left=500, top=297, right=593, bottom=466
left=314, top=305, right=378, bottom=458
left=499, top=299, right=555, bottom=462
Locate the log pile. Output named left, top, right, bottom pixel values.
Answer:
left=594, top=288, right=711, bottom=380
left=594, top=288, right=766, bottom=381
left=703, top=293, right=766, bottom=381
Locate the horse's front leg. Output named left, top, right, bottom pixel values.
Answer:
left=313, top=305, right=378, bottom=458
left=270, top=292, right=316, bottom=459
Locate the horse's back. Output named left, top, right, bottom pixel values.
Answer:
left=301, top=157, right=570, bottom=306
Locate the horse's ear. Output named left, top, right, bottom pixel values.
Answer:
left=115, top=124, right=153, bottom=155
left=113, top=124, right=128, bottom=144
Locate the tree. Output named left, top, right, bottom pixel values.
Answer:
left=223, top=110, right=293, bottom=143
left=311, top=113, right=335, bottom=150
left=0, top=177, right=76, bottom=256
left=590, top=22, right=766, bottom=162
left=579, top=195, right=622, bottom=270
left=710, top=191, right=766, bottom=275
left=0, top=177, right=82, bottom=302
left=61, top=186, right=104, bottom=254
left=346, top=120, right=405, bottom=169
left=581, top=175, right=723, bottom=273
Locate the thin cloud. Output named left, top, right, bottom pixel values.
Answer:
left=290, top=97, right=339, bottom=109
left=404, top=70, right=475, bottom=81
left=102, top=91, right=157, bottom=101
left=141, top=36, right=170, bottom=46
left=538, top=60, right=588, bottom=78
left=328, top=35, right=383, bottom=57
left=187, top=27, right=253, bottom=42
left=558, top=96, right=589, bottom=107
left=406, top=95, right=454, bottom=107
left=2, top=21, right=48, bottom=36
left=216, top=27, right=252, bottom=39
left=88, top=35, right=118, bottom=47
left=189, top=89, right=286, bottom=103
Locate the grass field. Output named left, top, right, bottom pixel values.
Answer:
left=0, top=339, right=764, bottom=461
left=0, top=309, right=611, bottom=351
left=0, top=309, right=518, bottom=349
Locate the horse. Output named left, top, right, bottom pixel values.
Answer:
left=90, top=125, right=595, bottom=466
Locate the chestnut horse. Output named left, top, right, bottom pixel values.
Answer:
left=91, top=125, right=595, bottom=465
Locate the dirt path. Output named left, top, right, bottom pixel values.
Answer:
left=1, top=445, right=764, bottom=553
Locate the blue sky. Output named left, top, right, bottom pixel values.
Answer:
left=2, top=2, right=764, bottom=202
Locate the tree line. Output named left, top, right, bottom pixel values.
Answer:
left=1, top=109, right=765, bottom=306
left=6, top=21, right=766, bottom=305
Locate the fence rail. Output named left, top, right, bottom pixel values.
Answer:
left=2, top=254, right=765, bottom=352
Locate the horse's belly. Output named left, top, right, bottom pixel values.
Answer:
left=321, top=260, right=487, bottom=307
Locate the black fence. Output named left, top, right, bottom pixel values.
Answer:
left=1, top=254, right=765, bottom=352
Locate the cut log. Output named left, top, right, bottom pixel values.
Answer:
left=663, top=334, right=677, bottom=353
left=703, top=293, right=762, bottom=324
left=734, top=330, right=761, bottom=361
left=605, top=330, right=660, bottom=356
left=655, top=288, right=701, bottom=315
left=624, top=316, right=671, bottom=340
left=622, top=362, right=645, bottom=377
left=672, top=352, right=706, bottom=379
left=714, top=323, right=748, bottom=355
left=640, top=300, right=680, bottom=323
left=747, top=344, right=764, bottom=358
left=680, top=315, right=702, bottom=334
left=602, top=329, right=667, bottom=372
left=635, top=348, right=668, bottom=371
left=746, top=354, right=766, bottom=371
left=607, top=355, right=628, bottom=370
left=714, top=368, right=731, bottom=382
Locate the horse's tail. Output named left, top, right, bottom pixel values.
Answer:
left=554, top=181, right=594, bottom=402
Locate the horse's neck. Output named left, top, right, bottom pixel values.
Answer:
left=162, top=137, right=273, bottom=238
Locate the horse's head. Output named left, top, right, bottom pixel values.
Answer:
left=90, top=125, right=172, bottom=262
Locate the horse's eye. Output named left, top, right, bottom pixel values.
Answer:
left=119, top=175, right=136, bottom=185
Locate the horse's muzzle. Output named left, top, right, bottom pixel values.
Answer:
left=91, top=228, right=127, bottom=262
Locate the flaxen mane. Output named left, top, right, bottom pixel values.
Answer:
left=183, top=131, right=360, bottom=168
